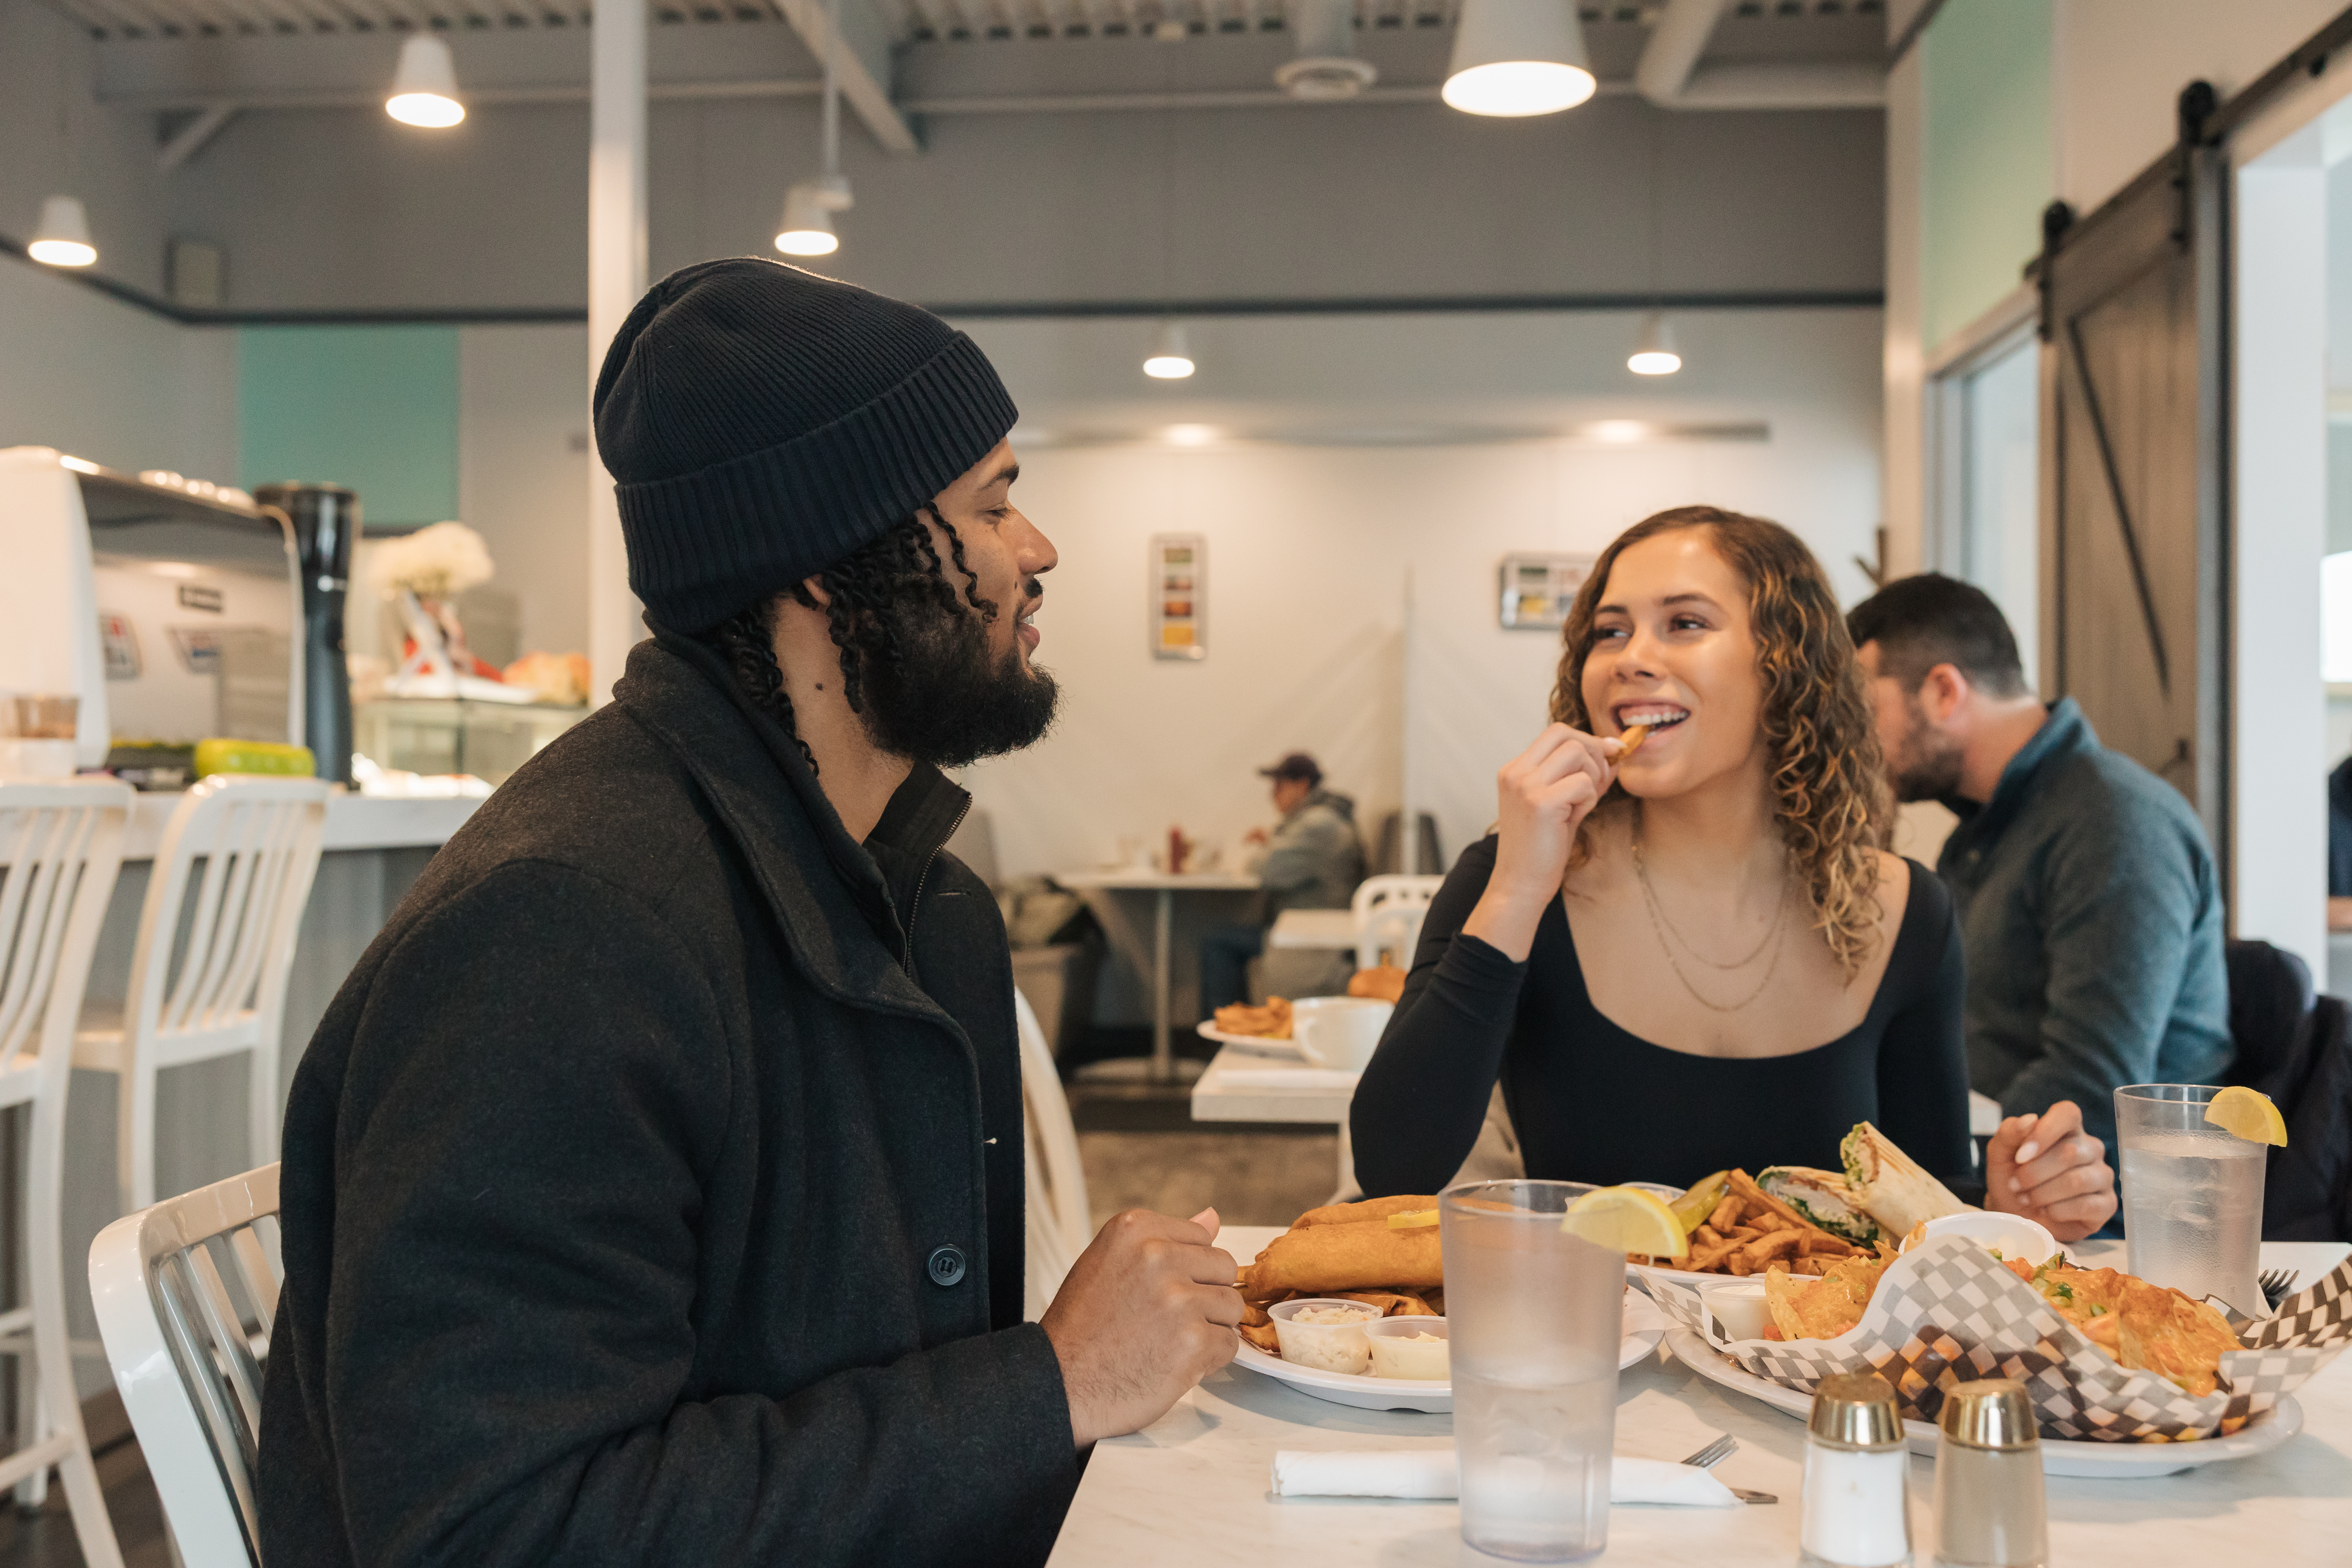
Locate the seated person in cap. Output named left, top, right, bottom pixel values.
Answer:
left=1199, top=752, right=1366, bottom=1012
left=1847, top=573, right=2228, bottom=1232
left=259, top=260, right=1242, bottom=1567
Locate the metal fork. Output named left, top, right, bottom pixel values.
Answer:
left=1675, top=1435, right=1776, bottom=1505
left=2260, top=1268, right=2301, bottom=1310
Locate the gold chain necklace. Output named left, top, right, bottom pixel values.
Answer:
left=1631, top=815, right=1790, bottom=1013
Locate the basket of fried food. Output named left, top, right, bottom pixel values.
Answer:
left=1235, top=1194, right=1445, bottom=1355
left=1635, top=1126, right=2352, bottom=1442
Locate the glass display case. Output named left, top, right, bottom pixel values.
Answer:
left=352, top=697, right=585, bottom=786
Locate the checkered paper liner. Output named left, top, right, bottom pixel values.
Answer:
left=1637, top=1237, right=2352, bottom=1444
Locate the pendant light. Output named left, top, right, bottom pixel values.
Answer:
left=1142, top=322, right=1195, bottom=380
left=386, top=35, right=466, bottom=128
left=27, top=196, right=96, bottom=267
left=1442, top=0, right=1595, bottom=117
left=1628, top=312, right=1681, bottom=376
left=776, top=0, right=855, bottom=257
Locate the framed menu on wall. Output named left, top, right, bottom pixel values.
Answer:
left=1152, top=533, right=1207, bottom=660
left=1498, top=552, right=1596, bottom=631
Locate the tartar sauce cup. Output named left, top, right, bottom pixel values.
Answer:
left=1364, top=1315, right=1450, bottom=1380
left=1267, top=1298, right=1381, bottom=1375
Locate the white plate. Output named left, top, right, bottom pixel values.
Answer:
left=1195, top=1020, right=1306, bottom=1053
left=1660, top=1325, right=2303, bottom=1478
left=1231, top=1289, right=1667, bottom=1415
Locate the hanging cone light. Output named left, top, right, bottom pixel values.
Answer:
left=775, top=174, right=852, bottom=257
left=28, top=196, right=96, bottom=267
left=1443, top=0, right=1595, bottom=117
left=1628, top=312, right=1681, bottom=375
left=1143, top=322, right=1196, bottom=380
left=386, top=35, right=466, bottom=127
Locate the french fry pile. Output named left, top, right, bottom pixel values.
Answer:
left=1636, top=1169, right=1889, bottom=1278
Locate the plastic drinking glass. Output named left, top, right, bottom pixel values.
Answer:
left=1441, top=1179, right=1625, bottom=1563
left=2115, top=1084, right=2265, bottom=1315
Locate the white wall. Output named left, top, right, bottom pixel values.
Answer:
left=950, top=307, right=1884, bottom=882
left=0, top=257, right=236, bottom=481
left=2052, top=0, right=2340, bottom=214
left=459, top=325, right=593, bottom=659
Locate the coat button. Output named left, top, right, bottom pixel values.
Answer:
left=927, top=1245, right=968, bottom=1287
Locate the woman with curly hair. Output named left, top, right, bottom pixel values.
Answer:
left=1352, top=508, right=2115, bottom=1234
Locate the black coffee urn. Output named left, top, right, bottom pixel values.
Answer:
left=254, top=482, right=358, bottom=786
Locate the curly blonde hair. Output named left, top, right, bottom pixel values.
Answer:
left=1550, top=506, right=1893, bottom=980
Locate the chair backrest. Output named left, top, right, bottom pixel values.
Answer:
left=2223, top=938, right=2315, bottom=1099
left=1356, top=901, right=1430, bottom=973
left=88, top=1162, right=281, bottom=1568
left=1349, top=873, right=1444, bottom=926
left=124, top=776, right=328, bottom=1048
left=1016, top=989, right=1089, bottom=1320
left=0, top=781, right=132, bottom=1077
left=2261, top=995, right=2352, bottom=1243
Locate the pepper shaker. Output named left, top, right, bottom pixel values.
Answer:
left=1799, top=1372, right=1913, bottom=1568
left=1931, top=1380, right=2047, bottom=1568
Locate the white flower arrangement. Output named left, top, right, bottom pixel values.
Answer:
left=375, top=520, right=495, bottom=600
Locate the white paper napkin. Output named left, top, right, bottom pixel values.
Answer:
left=1270, top=1450, right=1738, bottom=1507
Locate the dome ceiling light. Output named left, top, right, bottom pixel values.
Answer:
left=1442, top=0, right=1596, bottom=117
left=1143, top=322, right=1196, bottom=380
left=386, top=35, right=466, bottom=128
left=28, top=196, right=97, bottom=267
left=1274, top=0, right=1377, bottom=102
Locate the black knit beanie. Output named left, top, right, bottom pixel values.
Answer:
left=592, top=257, right=1019, bottom=634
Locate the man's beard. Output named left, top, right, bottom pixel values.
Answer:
left=857, top=590, right=1060, bottom=769
left=1887, top=693, right=1965, bottom=803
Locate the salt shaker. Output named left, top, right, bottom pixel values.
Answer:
left=1931, top=1380, right=2047, bottom=1568
left=1799, top=1371, right=1913, bottom=1568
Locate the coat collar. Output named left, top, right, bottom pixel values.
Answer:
left=1942, top=696, right=2092, bottom=838
left=614, top=631, right=971, bottom=1023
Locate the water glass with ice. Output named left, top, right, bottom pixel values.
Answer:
left=1441, top=1179, right=1624, bottom=1563
left=2115, top=1084, right=2265, bottom=1316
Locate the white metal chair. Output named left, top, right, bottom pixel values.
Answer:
left=76, top=775, right=328, bottom=1216
left=1351, top=874, right=1442, bottom=971
left=89, top=1162, right=280, bottom=1568
left=0, top=781, right=132, bottom=1567
left=1017, top=989, right=1090, bottom=1321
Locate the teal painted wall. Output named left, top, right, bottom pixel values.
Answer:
left=1921, top=0, right=2053, bottom=348
left=237, top=325, right=459, bottom=528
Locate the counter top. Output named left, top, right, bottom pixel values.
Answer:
left=122, top=790, right=483, bottom=860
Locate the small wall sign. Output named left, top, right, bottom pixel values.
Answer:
left=177, top=582, right=224, bottom=614
left=1152, top=534, right=1207, bottom=661
left=1498, top=553, right=1595, bottom=631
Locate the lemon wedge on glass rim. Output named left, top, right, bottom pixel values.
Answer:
left=2203, top=1085, right=2288, bottom=1146
left=1558, top=1185, right=1688, bottom=1257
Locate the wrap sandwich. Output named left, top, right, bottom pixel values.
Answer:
left=1839, top=1121, right=1969, bottom=1236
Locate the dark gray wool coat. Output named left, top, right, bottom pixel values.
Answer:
left=257, top=631, right=1082, bottom=1566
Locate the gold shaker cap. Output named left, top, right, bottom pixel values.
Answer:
left=1807, top=1372, right=1904, bottom=1449
left=1939, top=1379, right=2038, bottom=1450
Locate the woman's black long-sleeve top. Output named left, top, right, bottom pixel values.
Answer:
left=1351, top=835, right=1974, bottom=1196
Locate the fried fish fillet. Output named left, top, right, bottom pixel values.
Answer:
left=1240, top=1218, right=1444, bottom=1302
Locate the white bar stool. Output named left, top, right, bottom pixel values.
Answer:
left=74, top=775, right=328, bottom=1217
left=0, top=781, right=131, bottom=1566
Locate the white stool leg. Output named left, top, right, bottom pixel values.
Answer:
left=123, top=1057, right=158, bottom=1218
left=249, top=1035, right=281, bottom=1170
left=26, top=1088, right=123, bottom=1567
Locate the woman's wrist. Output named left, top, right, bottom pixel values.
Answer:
left=1461, top=883, right=1549, bottom=962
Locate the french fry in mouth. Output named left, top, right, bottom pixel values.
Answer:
left=1617, top=723, right=1652, bottom=759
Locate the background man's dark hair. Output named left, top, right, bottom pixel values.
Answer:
left=1846, top=573, right=2030, bottom=699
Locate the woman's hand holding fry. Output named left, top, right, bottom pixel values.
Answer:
left=1464, top=722, right=1623, bottom=961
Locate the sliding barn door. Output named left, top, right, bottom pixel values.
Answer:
left=2038, top=108, right=2229, bottom=873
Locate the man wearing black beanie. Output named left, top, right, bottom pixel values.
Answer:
left=258, top=259, right=1243, bottom=1565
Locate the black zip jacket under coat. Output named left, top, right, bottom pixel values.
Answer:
left=256, top=632, right=1081, bottom=1566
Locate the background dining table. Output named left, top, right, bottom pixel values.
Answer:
left=1048, top=1227, right=2352, bottom=1568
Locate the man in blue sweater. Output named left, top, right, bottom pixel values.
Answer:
left=1849, top=576, right=2230, bottom=1233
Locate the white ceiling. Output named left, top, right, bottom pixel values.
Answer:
left=53, top=0, right=1884, bottom=48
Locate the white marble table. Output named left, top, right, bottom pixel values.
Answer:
left=1060, top=868, right=1259, bottom=1082
left=1050, top=1229, right=2352, bottom=1568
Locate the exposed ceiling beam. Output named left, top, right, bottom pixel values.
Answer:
left=157, top=104, right=238, bottom=168
left=769, top=0, right=919, bottom=153
left=1635, top=0, right=1884, bottom=110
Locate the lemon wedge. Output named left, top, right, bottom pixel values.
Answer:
left=2203, top=1085, right=2288, bottom=1147
left=1387, top=1209, right=1439, bottom=1229
left=1559, top=1185, right=1688, bottom=1257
